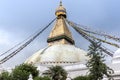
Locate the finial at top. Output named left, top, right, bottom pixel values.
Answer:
left=60, top=0, right=62, bottom=6
left=55, top=0, right=67, bottom=18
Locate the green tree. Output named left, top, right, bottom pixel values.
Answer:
left=11, top=63, right=39, bottom=80
left=87, top=42, right=113, bottom=80
left=45, top=66, right=67, bottom=80
left=0, top=71, right=13, bottom=80
left=74, top=76, right=90, bottom=80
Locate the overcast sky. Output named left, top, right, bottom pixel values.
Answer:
left=0, top=0, right=120, bottom=68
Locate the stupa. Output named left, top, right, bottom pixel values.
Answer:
left=25, top=1, right=88, bottom=78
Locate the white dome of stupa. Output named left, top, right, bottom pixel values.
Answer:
left=112, top=48, right=120, bottom=64
left=25, top=44, right=88, bottom=66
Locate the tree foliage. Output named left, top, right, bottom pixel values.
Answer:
left=0, top=71, right=13, bottom=80
left=34, top=76, right=51, bottom=80
left=0, top=63, right=39, bottom=80
left=45, top=66, right=67, bottom=80
left=73, top=76, right=90, bottom=80
left=87, top=42, right=114, bottom=80
left=11, top=63, right=39, bottom=79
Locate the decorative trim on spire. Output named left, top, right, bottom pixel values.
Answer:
left=47, top=34, right=74, bottom=44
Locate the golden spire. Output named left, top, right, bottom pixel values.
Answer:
left=47, top=1, right=74, bottom=45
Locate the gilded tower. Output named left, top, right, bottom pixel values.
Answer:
left=47, top=1, right=74, bottom=45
